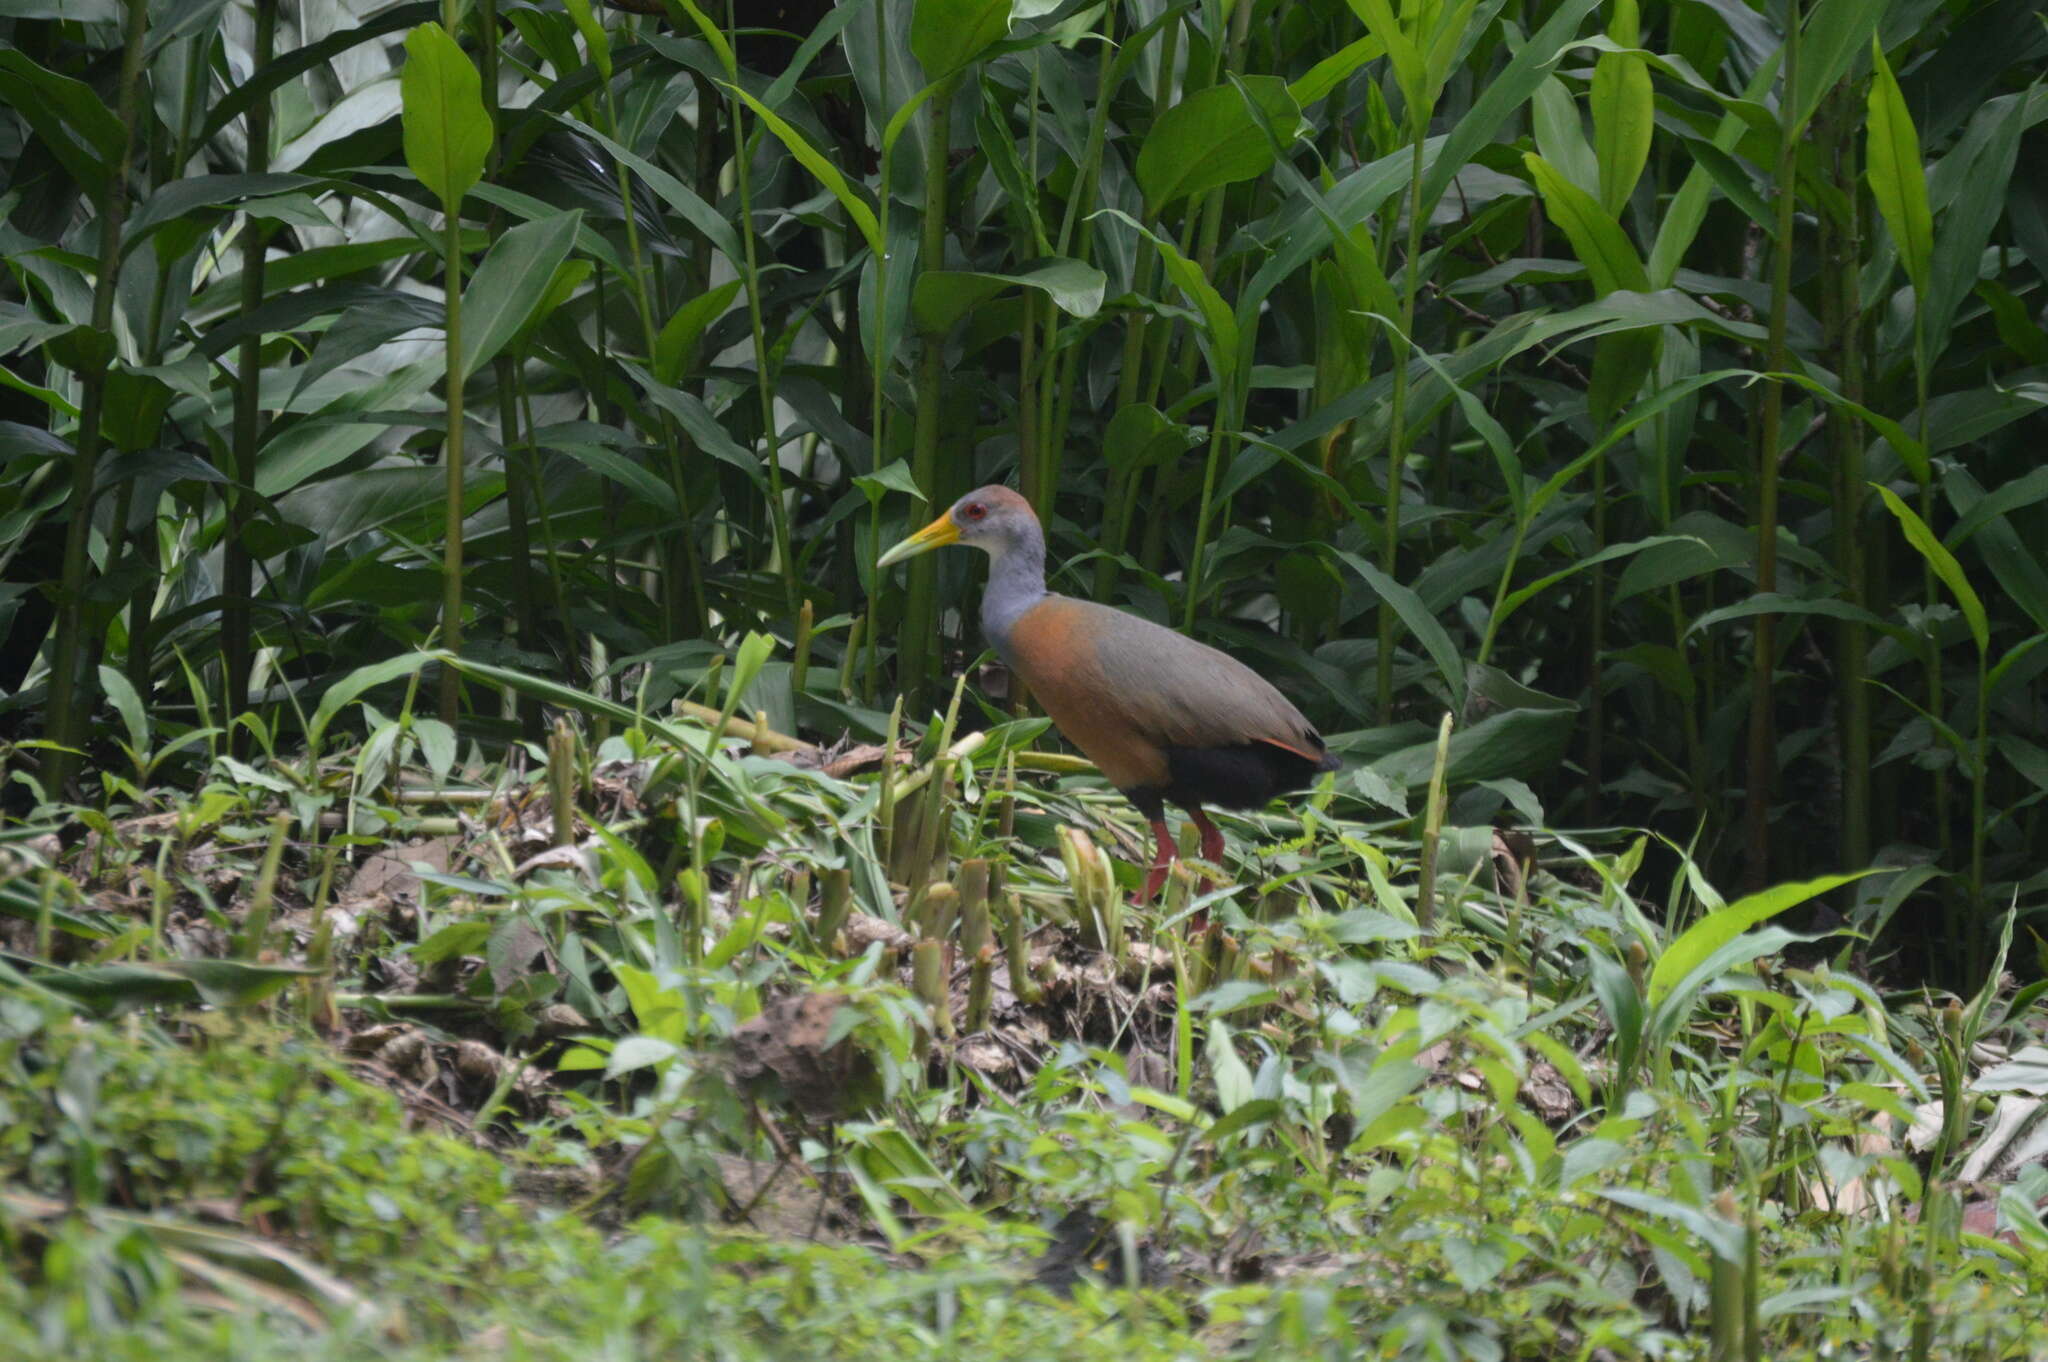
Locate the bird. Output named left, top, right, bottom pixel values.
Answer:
left=876, top=485, right=1341, bottom=907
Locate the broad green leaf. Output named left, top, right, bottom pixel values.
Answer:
left=724, top=83, right=881, bottom=258
left=1101, top=403, right=1196, bottom=474
left=1136, top=76, right=1303, bottom=210
left=1790, top=0, right=1882, bottom=137
left=34, top=959, right=319, bottom=1013
left=547, top=112, right=745, bottom=269
left=1648, top=54, right=1777, bottom=285
left=1590, top=0, right=1654, bottom=216
left=97, top=665, right=148, bottom=757
left=308, top=653, right=433, bottom=751
left=1335, top=550, right=1465, bottom=707
left=1865, top=38, right=1932, bottom=297
left=1524, top=153, right=1650, bottom=295
left=1686, top=592, right=1902, bottom=643
left=910, top=259, right=1106, bottom=333
left=560, top=0, right=610, bottom=79
left=1289, top=35, right=1387, bottom=107
left=400, top=23, right=490, bottom=209
left=1873, top=484, right=1988, bottom=655
left=653, top=280, right=743, bottom=386
left=1419, top=0, right=1606, bottom=212
left=1372, top=706, right=1577, bottom=788
left=0, top=50, right=124, bottom=199
left=1348, top=0, right=1425, bottom=113
left=1649, top=872, right=1876, bottom=1007
left=460, top=210, right=582, bottom=377
left=1531, top=76, right=1598, bottom=199
left=1924, top=93, right=2027, bottom=352
left=1497, top=535, right=1695, bottom=627
left=100, top=366, right=175, bottom=453
left=121, top=172, right=317, bottom=259
left=910, top=0, right=1011, bottom=81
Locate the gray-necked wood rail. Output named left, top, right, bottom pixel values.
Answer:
left=877, top=485, right=1341, bottom=904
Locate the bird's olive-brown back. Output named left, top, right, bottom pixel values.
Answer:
left=1001, top=595, right=1326, bottom=791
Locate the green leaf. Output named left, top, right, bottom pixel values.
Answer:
left=0, top=50, right=125, bottom=199
left=1924, top=93, right=2027, bottom=353
left=1136, top=76, right=1303, bottom=210
left=1101, top=403, right=1196, bottom=474
left=652, top=280, right=743, bottom=386
left=400, top=23, right=490, bottom=209
left=1523, top=153, right=1650, bottom=295
left=910, top=259, right=1106, bottom=334
left=1289, top=35, right=1387, bottom=108
left=560, top=0, right=611, bottom=79
left=1686, top=591, right=1901, bottom=643
left=460, top=210, right=582, bottom=377
left=1590, top=0, right=1653, bottom=216
left=724, top=83, right=882, bottom=258
left=33, top=959, right=319, bottom=1013
left=1334, top=551, right=1465, bottom=708
left=1647, top=872, right=1876, bottom=1009
left=1865, top=38, right=1932, bottom=297
left=1530, top=76, right=1598, bottom=199
left=1872, top=483, right=1988, bottom=655
left=1790, top=0, right=1883, bottom=137
left=97, top=665, right=148, bottom=758
left=122, top=173, right=318, bottom=259
left=1348, top=0, right=1425, bottom=113
left=910, top=0, right=1012, bottom=81
left=308, top=653, right=433, bottom=752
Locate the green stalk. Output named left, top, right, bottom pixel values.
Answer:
left=1015, top=58, right=1045, bottom=512
left=219, top=0, right=277, bottom=750
left=1376, top=90, right=1429, bottom=720
left=476, top=0, right=539, bottom=737
left=597, top=57, right=705, bottom=640
left=864, top=0, right=891, bottom=703
left=1969, top=651, right=1987, bottom=981
left=1742, top=0, right=1799, bottom=889
left=43, top=0, right=152, bottom=793
left=436, top=173, right=469, bottom=723
left=899, top=72, right=963, bottom=708
left=1820, top=83, right=1870, bottom=873
left=1093, top=14, right=1176, bottom=602
left=728, top=0, right=797, bottom=620
left=1036, top=15, right=1115, bottom=508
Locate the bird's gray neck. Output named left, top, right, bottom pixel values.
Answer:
left=980, top=537, right=1046, bottom=659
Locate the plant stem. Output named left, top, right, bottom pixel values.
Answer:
left=1742, top=0, right=1799, bottom=890
left=900, top=72, right=962, bottom=709
left=1377, top=94, right=1429, bottom=721
left=729, top=0, right=798, bottom=620
left=43, top=0, right=152, bottom=794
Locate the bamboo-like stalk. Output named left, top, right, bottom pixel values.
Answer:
left=1742, top=0, right=1800, bottom=890
left=1819, top=82, right=1870, bottom=874
left=42, top=0, right=153, bottom=792
left=727, top=0, right=798, bottom=620
left=1376, top=75, right=1431, bottom=720
left=898, top=72, right=964, bottom=708
left=434, top=0, right=470, bottom=723
left=218, top=0, right=278, bottom=752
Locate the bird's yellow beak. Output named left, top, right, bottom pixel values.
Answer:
left=876, top=513, right=960, bottom=568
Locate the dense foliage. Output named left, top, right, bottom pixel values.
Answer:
left=1, top=0, right=2044, bottom=970
left=4, top=0, right=2048, bottom=1355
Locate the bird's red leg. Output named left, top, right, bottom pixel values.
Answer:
left=1189, top=806, right=1225, bottom=895
left=1136, top=818, right=1176, bottom=905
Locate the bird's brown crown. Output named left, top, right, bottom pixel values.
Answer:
left=950, top=485, right=1035, bottom=533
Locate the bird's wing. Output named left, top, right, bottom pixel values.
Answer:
left=1081, top=603, right=1326, bottom=755
left=1004, top=597, right=1325, bottom=787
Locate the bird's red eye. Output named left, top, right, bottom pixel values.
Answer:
left=963, top=502, right=987, bottom=521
